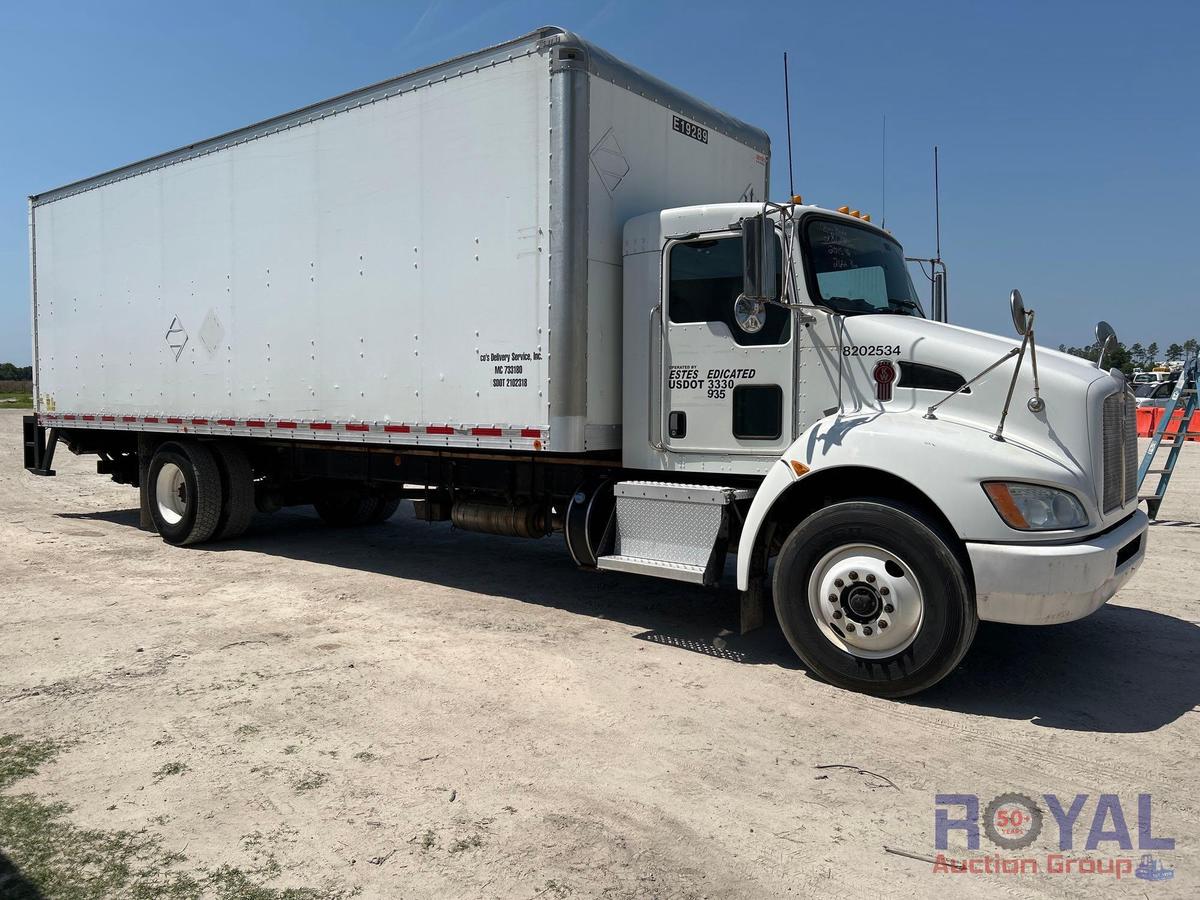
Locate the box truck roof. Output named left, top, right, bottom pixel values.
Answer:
left=30, top=26, right=769, bottom=206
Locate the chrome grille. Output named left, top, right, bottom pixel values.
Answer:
left=1102, top=389, right=1138, bottom=512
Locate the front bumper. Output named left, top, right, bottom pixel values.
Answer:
left=967, top=510, right=1149, bottom=625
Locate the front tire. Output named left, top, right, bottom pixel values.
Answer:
left=772, top=500, right=977, bottom=697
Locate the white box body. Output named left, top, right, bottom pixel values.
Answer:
left=30, top=27, right=769, bottom=454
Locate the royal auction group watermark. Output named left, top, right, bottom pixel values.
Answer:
left=932, top=792, right=1176, bottom=882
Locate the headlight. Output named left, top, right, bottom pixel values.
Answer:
left=982, top=482, right=1088, bottom=531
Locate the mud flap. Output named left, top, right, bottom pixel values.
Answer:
left=740, top=579, right=767, bottom=635
left=22, top=416, right=58, bottom=476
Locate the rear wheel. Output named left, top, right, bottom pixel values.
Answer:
left=365, top=496, right=401, bottom=524
left=313, top=490, right=379, bottom=527
left=213, top=443, right=256, bottom=541
left=147, top=441, right=223, bottom=546
left=772, top=499, right=977, bottom=697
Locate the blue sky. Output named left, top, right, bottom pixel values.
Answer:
left=2, top=0, right=1196, bottom=364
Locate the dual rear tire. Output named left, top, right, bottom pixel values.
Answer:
left=313, top=492, right=401, bottom=527
left=148, top=440, right=256, bottom=545
left=148, top=438, right=398, bottom=545
left=147, top=442, right=226, bottom=545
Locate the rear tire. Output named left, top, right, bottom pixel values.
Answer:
left=213, top=443, right=255, bottom=541
left=772, top=499, right=977, bottom=697
left=313, top=491, right=378, bottom=527
left=147, top=441, right=223, bottom=546
left=365, top=496, right=401, bottom=524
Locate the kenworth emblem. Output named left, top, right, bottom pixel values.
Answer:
left=873, top=360, right=896, bottom=401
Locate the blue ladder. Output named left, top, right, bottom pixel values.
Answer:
left=1138, top=353, right=1198, bottom=519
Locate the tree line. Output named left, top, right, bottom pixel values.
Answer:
left=1057, top=339, right=1198, bottom=376
left=0, top=363, right=33, bottom=381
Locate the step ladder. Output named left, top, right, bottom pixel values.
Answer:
left=1137, top=353, right=1198, bottom=519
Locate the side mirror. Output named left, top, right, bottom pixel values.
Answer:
left=932, top=270, right=947, bottom=322
left=1095, top=320, right=1118, bottom=370
left=741, top=214, right=779, bottom=302
left=1009, top=289, right=1028, bottom=336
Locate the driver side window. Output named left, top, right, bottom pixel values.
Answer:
left=668, top=235, right=789, bottom=346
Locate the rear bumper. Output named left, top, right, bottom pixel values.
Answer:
left=968, top=510, right=1148, bottom=625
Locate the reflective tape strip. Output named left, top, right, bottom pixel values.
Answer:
left=44, top=414, right=547, bottom=445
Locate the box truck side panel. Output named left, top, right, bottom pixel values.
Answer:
left=582, top=75, right=769, bottom=446
left=33, top=52, right=552, bottom=444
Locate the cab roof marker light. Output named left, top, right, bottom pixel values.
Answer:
left=837, top=205, right=850, bottom=214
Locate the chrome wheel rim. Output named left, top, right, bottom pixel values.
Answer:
left=807, top=543, right=924, bottom=659
left=155, top=462, right=188, bottom=526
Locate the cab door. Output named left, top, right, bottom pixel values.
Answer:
left=661, top=231, right=794, bottom=457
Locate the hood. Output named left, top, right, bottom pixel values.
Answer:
left=815, top=313, right=1135, bottom=525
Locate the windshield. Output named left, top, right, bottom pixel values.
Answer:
left=1135, top=382, right=1174, bottom=399
left=802, top=217, right=924, bottom=317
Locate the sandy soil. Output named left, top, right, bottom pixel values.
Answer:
left=1, top=408, right=1197, bottom=898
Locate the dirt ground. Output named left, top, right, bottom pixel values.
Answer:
left=1, top=407, right=1196, bottom=898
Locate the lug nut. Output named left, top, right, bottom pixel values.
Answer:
left=866, top=574, right=876, bottom=583
left=862, top=626, right=873, bottom=636
left=880, top=587, right=890, bottom=596
left=879, top=620, right=888, bottom=629
left=884, top=603, right=894, bottom=613
left=828, top=594, right=838, bottom=604
left=832, top=610, right=843, bottom=619
left=845, top=623, right=856, bottom=632
left=849, top=571, right=859, bottom=581
left=834, top=578, right=844, bottom=588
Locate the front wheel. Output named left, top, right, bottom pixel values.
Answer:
left=772, top=500, right=977, bottom=697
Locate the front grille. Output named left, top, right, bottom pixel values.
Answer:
left=1102, top=389, right=1138, bottom=512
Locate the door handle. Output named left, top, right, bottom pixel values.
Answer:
left=668, top=410, right=687, bottom=438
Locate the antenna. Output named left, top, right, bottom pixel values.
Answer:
left=905, top=146, right=950, bottom=322
left=881, top=114, right=887, bottom=229
left=783, top=52, right=795, bottom=199
left=934, top=145, right=941, bottom=260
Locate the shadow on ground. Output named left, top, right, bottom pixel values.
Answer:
left=56, top=508, right=140, bottom=527
left=63, top=503, right=1200, bottom=733
left=0, top=850, right=44, bottom=900
left=916, top=606, right=1200, bottom=733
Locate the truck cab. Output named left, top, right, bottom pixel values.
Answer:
left=605, top=199, right=1148, bottom=695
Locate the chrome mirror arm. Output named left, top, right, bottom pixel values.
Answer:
left=1025, top=310, right=1044, bottom=413
left=924, top=347, right=1021, bottom=421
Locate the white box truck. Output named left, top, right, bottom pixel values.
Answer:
left=24, top=26, right=1148, bottom=696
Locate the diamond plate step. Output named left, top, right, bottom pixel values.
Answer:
left=595, top=555, right=708, bottom=584
left=595, top=481, right=754, bottom=587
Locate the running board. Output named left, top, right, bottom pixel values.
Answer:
left=595, top=482, right=753, bottom=587
left=595, top=555, right=708, bottom=584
